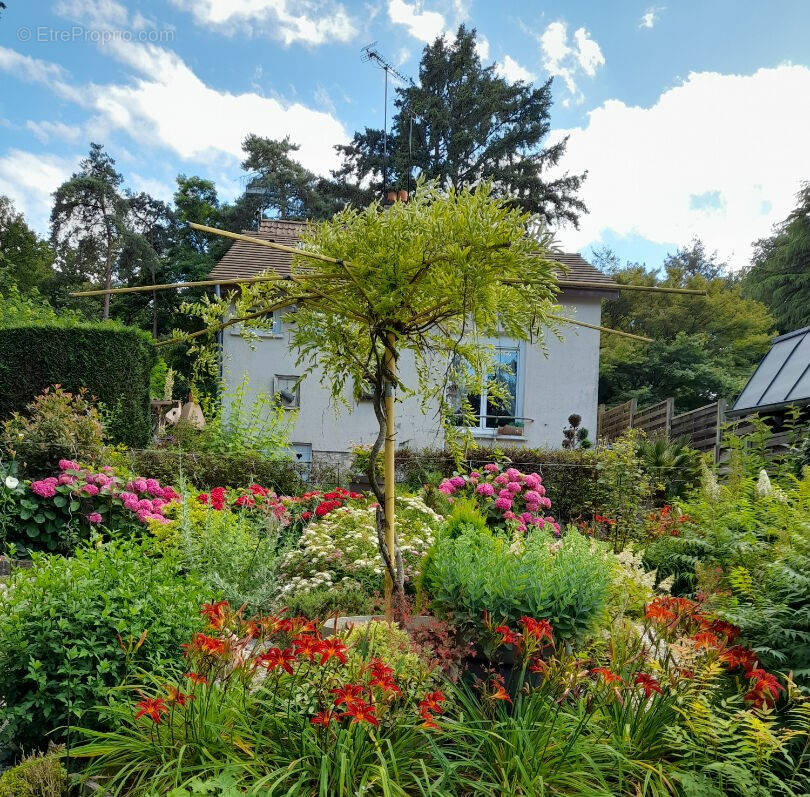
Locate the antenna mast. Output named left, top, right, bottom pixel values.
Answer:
left=362, top=43, right=408, bottom=199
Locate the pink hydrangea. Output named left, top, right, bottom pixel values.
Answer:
left=506, top=481, right=522, bottom=494
left=525, top=502, right=540, bottom=513
left=521, top=511, right=533, bottom=522
left=494, top=496, right=512, bottom=511
left=58, top=459, right=80, bottom=472
left=31, top=478, right=57, bottom=498
left=88, top=512, right=102, bottom=524
left=123, top=497, right=139, bottom=511
left=483, top=463, right=500, bottom=473
left=137, top=498, right=153, bottom=512
left=498, top=488, right=513, bottom=499
left=437, top=481, right=456, bottom=495
left=503, top=510, right=517, bottom=520
left=523, top=473, right=541, bottom=490
left=57, top=474, right=75, bottom=485
left=494, top=474, right=509, bottom=486
left=93, top=473, right=111, bottom=487
left=505, top=468, right=522, bottom=481
left=81, top=484, right=99, bottom=496
left=517, top=522, right=527, bottom=534
left=536, top=485, right=546, bottom=497
left=541, top=497, right=552, bottom=509
left=476, top=483, right=495, bottom=497
left=469, top=471, right=481, bottom=480
left=524, top=490, right=540, bottom=504
left=131, top=478, right=148, bottom=493
left=145, top=478, right=161, bottom=495
left=449, top=475, right=466, bottom=489
left=101, top=465, right=114, bottom=474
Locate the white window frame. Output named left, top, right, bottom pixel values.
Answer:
left=229, top=310, right=284, bottom=338
left=274, top=374, right=301, bottom=409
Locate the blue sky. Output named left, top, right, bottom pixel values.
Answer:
left=1, top=0, right=809, bottom=270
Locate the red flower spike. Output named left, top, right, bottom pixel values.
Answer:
left=135, top=697, right=169, bottom=723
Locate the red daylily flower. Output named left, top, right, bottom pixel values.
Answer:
left=721, top=646, right=758, bottom=672
left=634, top=673, right=663, bottom=698
left=256, top=646, right=296, bottom=675
left=135, top=697, right=168, bottom=723
left=165, top=685, right=194, bottom=707
left=745, top=668, right=785, bottom=708
left=201, top=600, right=230, bottom=630
left=691, top=631, right=721, bottom=651
left=645, top=603, right=677, bottom=624
left=184, top=672, right=209, bottom=686
left=310, top=710, right=335, bottom=727
left=490, top=681, right=512, bottom=703
left=293, top=634, right=326, bottom=662
left=331, top=683, right=365, bottom=707
left=319, top=637, right=348, bottom=666
left=493, top=625, right=520, bottom=647
left=418, top=690, right=446, bottom=714
left=341, top=699, right=379, bottom=726
left=182, top=633, right=227, bottom=657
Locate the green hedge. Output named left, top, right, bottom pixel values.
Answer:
left=395, top=446, right=599, bottom=524
left=0, top=323, right=155, bottom=447
left=120, top=448, right=307, bottom=494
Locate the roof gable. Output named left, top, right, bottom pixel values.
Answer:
left=208, top=218, right=617, bottom=293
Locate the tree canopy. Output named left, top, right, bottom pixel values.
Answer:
left=597, top=240, right=775, bottom=411
left=744, top=183, right=810, bottom=333
left=335, top=26, right=586, bottom=227
left=0, top=195, right=55, bottom=294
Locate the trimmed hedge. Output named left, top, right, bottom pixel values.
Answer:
left=120, top=448, right=307, bottom=494
left=0, top=323, right=155, bottom=447
left=396, top=446, right=599, bottom=524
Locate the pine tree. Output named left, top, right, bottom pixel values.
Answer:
left=334, top=26, right=586, bottom=227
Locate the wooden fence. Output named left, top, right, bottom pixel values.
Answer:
left=598, top=397, right=727, bottom=461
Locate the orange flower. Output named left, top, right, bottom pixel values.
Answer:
left=592, top=667, right=623, bottom=684
left=165, top=685, right=194, bottom=707
left=633, top=673, right=663, bottom=698
left=184, top=671, right=209, bottom=686
left=691, top=631, right=721, bottom=651
left=293, top=634, right=326, bottom=663
left=201, top=600, right=230, bottom=630
left=490, top=681, right=512, bottom=703
left=135, top=697, right=168, bottom=723
left=645, top=602, right=676, bottom=624
left=720, top=646, right=758, bottom=672
left=418, top=690, right=446, bottom=714
left=182, top=633, right=226, bottom=657
left=256, top=646, right=296, bottom=675
left=745, top=668, right=785, bottom=708
left=493, top=625, right=520, bottom=647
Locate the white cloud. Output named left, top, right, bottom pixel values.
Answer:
left=539, top=21, right=604, bottom=103
left=129, top=172, right=175, bottom=201
left=550, top=65, right=810, bottom=269
left=0, top=149, right=77, bottom=233
left=0, top=46, right=82, bottom=102
left=0, top=43, right=349, bottom=177
left=495, top=55, right=535, bottom=83
left=168, top=0, right=357, bottom=46
left=639, top=6, right=665, bottom=29
left=25, top=120, right=82, bottom=144
left=387, top=0, right=445, bottom=43
left=474, top=34, right=490, bottom=62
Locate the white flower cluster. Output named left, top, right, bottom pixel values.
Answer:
left=278, top=496, right=439, bottom=596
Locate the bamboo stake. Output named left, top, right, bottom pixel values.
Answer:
left=550, top=314, right=654, bottom=343
left=555, top=280, right=705, bottom=296
left=69, top=274, right=284, bottom=297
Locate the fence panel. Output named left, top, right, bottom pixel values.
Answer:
left=670, top=399, right=726, bottom=459
left=633, top=398, right=674, bottom=439
left=598, top=399, right=636, bottom=441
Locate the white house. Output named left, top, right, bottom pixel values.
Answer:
left=209, top=218, right=617, bottom=466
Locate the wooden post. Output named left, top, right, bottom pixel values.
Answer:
left=714, top=398, right=727, bottom=463
left=664, top=397, right=674, bottom=439
left=383, top=332, right=397, bottom=610
left=597, top=404, right=605, bottom=439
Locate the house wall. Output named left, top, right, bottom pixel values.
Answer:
left=221, top=292, right=603, bottom=456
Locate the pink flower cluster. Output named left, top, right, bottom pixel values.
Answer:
left=438, top=464, right=560, bottom=536
left=30, top=460, right=179, bottom=526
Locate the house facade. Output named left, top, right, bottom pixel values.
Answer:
left=209, top=219, right=617, bottom=464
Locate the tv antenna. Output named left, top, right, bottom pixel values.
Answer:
left=362, top=43, right=409, bottom=198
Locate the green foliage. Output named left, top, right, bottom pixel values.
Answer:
left=0, top=749, right=68, bottom=797
left=430, top=528, right=613, bottom=643
left=0, top=539, right=209, bottom=754
left=596, top=240, right=775, bottom=410
left=155, top=496, right=286, bottom=614
left=745, top=182, right=810, bottom=332
left=336, top=26, right=585, bottom=227
left=0, top=195, right=55, bottom=295
left=637, top=436, right=702, bottom=502
left=149, top=357, right=169, bottom=399
left=2, top=386, right=105, bottom=477
left=0, top=322, right=154, bottom=448
left=112, top=448, right=306, bottom=493
left=281, top=584, right=378, bottom=618
left=595, top=430, right=653, bottom=550
left=0, top=286, right=82, bottom=328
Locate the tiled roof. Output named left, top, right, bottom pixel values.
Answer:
left=730, top=326, right=810, bottom=415
left=208, top=218, right=618, bottom=292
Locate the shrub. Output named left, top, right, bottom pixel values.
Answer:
left=636, top=436, right=702, bottom=503
left=0, top=749, right=68, bottom=797
left=429, top=528, right=613, bottom=644
left=0, top=540, right=210, bottom=754
left=2, top=387, right=105, bottom=477
left=277, top=496, right=440, bottom=597
left=395, top=445, right=599, bottom=523
left=0, top=460, right=178, bottom=555
left=0, top=323, right=154, bottom=447
left=283, top=584, right=379, bottom=618
left=114, top=448, right=307, bottom=493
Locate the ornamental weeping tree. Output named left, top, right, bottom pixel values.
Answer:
left=184, top=181, right=561, bottom=612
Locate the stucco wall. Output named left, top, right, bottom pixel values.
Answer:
left=221, top=292, right=603, bottom=454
